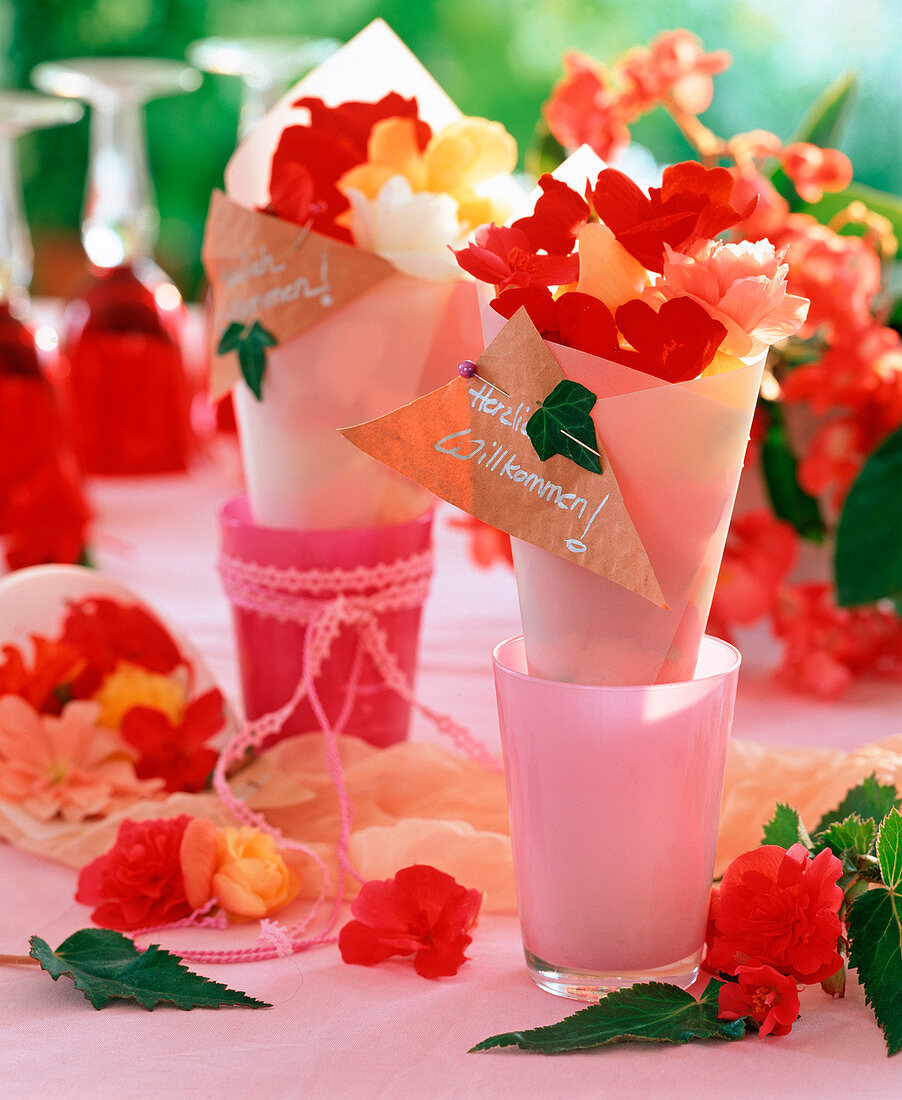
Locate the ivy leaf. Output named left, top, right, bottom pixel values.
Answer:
left=216, top=320, right=278, bottom=401
left=835, top=425, right=902, bottom=607
left=470, top=980, right=746, bottom=1053
left=815, top=775, right=900, bottom=835
left=762, top=802, right=813, bottom=849
left=847, top=810, right=902, bottom=1056
left=29, top=929, right=269, bottom=1011
left=526, top=380, right=602, bottom=475
left=759, top=401, right=825, bottom=542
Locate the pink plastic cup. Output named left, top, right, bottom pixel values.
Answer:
left=219, top=495, right=433, bottom=748
left=493, top=634, right=740, bottom=1000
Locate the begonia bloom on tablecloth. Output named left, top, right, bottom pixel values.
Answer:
left=706, top=842, right=843, bottom=983
left=0, top=696, right=162, bottom=822
left=717, top=963, right=800, bottom=1037
left=120, top=688, right=224, bottom=793
left=76, top=815, right=193, bottom=931
left=0, top=635, right=85, bottom=714
left=92, top=661, right=186, bottom=729
left=339, top=863, right=481, bottom=978
left=181, top=820, right=300, bottom=920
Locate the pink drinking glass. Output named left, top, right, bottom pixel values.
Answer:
left=493, top=634, right=740, bottom=1000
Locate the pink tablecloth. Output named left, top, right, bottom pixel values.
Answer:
left=2, top=440, right=901, bottom=1098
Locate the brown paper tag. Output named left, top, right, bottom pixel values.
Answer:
left=341, top=309, right=665, bottom=605
left=202, top=190, right=396, bottom=400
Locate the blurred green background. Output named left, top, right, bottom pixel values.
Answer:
left=5, top=0, right=900, bottom=300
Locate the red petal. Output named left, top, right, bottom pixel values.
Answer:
left=339, top=919, right=410, bottom=966
left=615, top=297, right=726, bottom=382
left=512, top=175, right=590, bottom=255
left=555, top=292, right=620, bottom=358
left=490, top=287, right=559, bottom=336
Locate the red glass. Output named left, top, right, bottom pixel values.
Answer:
left=62, top=264, right=191, bottom=475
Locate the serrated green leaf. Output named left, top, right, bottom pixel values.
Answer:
left=762, top=802, right=813, bottom=849
left=815, top=775, right=901, bottom=835
left=470, top=980, right=746, bottom=1054
left=29, top=929, right=269, bottom=1011
left=835, top=426, right=902, bottom=607
left=526, top=380, right=602, bottom=474
left=759, top=402, right=825, bottom=542
left=217, top=322, right=247, bottom=355
left=847, top=811, right=902, bottom=1056
left=816, top=813, right=878, bottom=861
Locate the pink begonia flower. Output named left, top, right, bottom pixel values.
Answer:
left=652, top=239, right=809, bottom=358
left=780, top=142, right=853, bottom=205
left=618, top=29, right=731, bottom=117
left=0, top=695, right=162, bottom=822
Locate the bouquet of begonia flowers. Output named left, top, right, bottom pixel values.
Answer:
left=344, top=146, right=808, bottom=685
left=0, top=567, right=230, bottom=861
left=203, top=20, right=519, bottom=531
left=511, top=28, right=902, bottom=696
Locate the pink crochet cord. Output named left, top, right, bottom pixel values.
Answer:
left=170, top=545, right=498, bottom=965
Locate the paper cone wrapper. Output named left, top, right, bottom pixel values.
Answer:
left=478, top=303, right=766, bottom=685
left=205, top=20, right=490, bottom=530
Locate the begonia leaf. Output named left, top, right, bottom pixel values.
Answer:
left=526, top=380, right=602, bottom=474
left=470, top=980, right=746, bottom=1053
left=816, top=814, right=878, bottom=862
left=835, top=425, right=902, bottom=607
left=760, top=402, right=825, bottom=543
left=815, top=775, right=900, bottom=835
left=762, top=803, right=812, bottom=850
left=847, top=810, right=902, bottom=1056
left=29, top=929, right=269, bottom=1011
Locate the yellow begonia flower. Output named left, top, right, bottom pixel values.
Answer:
left=93, top=660, right=186, bottom=729
left=339, top=116, right=517, bottom=232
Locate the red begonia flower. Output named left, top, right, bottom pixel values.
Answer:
left=339, top=864, right=482, bottom=978
left=453, top=224, right=579, bottom=290
left=705, top=843, right=843, bottom=984
left=780, top=142, right=853, bottom=205
left=614, top=296, right=727, bottom=382
left=511, top=174, right=591, bottom=255
left=60, top=597, right=183, bottom=697
left=120, top=688, right=225, bottom=793
left=0, top=636, right=86, bottom=714
left=543, top=51, right=632, bottom=161
left=717, top=963, right=800, bottom=1037
left=589, top=161, right=753, bottom=272
left=491, top=287, right=621, bottom=361
left=267, top=93, right=429, bottom=239
left=76, top=815, right=193, bottom=931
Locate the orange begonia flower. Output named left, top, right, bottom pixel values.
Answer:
left=339, top=116, right=517, bottom=231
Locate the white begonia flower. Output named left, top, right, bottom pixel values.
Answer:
left=345, top=176, right=465, bottom=282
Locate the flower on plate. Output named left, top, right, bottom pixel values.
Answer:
left=120, top=688, right=224, bottom=793
left=344, top=176, right=463, bottom=281
left=180, top=818, right=300, bottom=920
left=543, top=52, right=632, bottom=161
left=0, top=695, right=162, bottom=822
left=453, top=224, right=579, bottom=291
left=706, top=842, right=843, bottom=984
left=653, top=239, right=809, bottom=359
left=76, top=815, right=194, bottom=931
left=0, top=635, right=86, bottom=714
left=339, top=863, right=482, bottom=978
left=717, top=963, right=801, bottom=1037
left=60, top=597, right=183, bottom=697
left=589, top=161, right=753, bottom=273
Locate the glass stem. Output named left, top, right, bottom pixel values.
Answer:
left=83, top=98, right=157, bottom=268
left=0, top=132, right=33, bottom=305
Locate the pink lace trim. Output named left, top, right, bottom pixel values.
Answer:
left=165, top=545, right=498, bottom=965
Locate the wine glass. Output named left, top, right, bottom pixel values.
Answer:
left=32, top=58, right=201, bottom=476
left=0, top=91, right=88, bottom=569
left=186, top=35, right=339, bottom=140
left=186, top=35, right=338, bottom=432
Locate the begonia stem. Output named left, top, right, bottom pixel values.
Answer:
left=0, top=953, right=39, bottom=966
